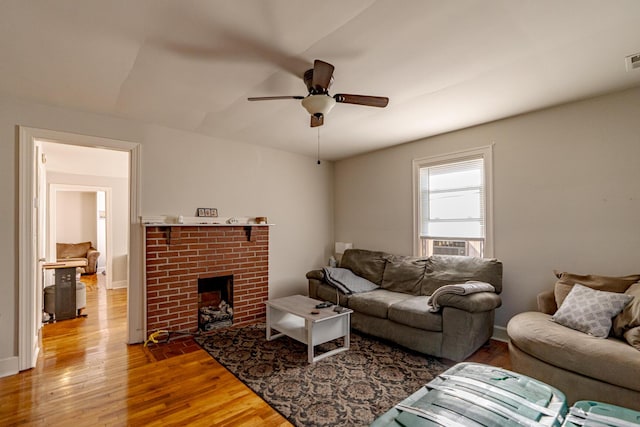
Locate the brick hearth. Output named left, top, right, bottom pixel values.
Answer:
left=144, top=225, right=269, bottom=334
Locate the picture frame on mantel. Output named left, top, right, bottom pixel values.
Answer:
left=197, top=208, right=218, bottom=217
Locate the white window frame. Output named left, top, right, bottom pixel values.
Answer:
left=412, top=145, right=494, bottom=258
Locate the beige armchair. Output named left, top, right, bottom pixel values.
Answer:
left=56, top=241, right=100, bottom=274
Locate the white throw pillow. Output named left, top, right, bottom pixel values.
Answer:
left=551, top=283, right=632, bottom=338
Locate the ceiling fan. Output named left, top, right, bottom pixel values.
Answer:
left=248, top=59, right=389, bottom=127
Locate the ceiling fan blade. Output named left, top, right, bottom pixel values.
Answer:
left=155, top=4, right=313, bottom=79
left=247, top=96, right=304, bottom=101
left=334, top=94, right=389, bottom=108
left=310, top=114, right=324, bottom=127
left=311, top=60, right=335, bottom=93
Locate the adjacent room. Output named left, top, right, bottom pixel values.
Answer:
left=1, top=1, right=639, bottom=426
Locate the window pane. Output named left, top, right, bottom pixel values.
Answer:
left=419, top=156, right=485, bottom=243
left=429, top=167, right=482, bottom=192
left=424, top=221, right=483, bottom=238
left=429, top=189, right=481, bottom=220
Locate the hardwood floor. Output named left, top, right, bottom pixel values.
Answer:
left=0, top=275, right=289, bottom=426
left=0, top=275, right=510, bottom=426
left=464, top=338, right=511, bottom=371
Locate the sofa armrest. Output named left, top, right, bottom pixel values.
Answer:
left=306, top=269, right=324, bottom=281
left=307, top=269, right=325, bottom=299
left=85, top=248, right=100, bottom=274
left=437, top=292, right=502, bottom=313
left=537, top=289, right=557, bottom=315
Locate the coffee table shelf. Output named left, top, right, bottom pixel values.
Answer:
left=265, top=294, right=352, bottom=363
left=270, top=313, right=306, bottom=342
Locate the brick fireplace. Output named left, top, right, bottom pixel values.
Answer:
left=144, top=225, right=269, bottom=334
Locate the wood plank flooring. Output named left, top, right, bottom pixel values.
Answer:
left=0, top=275, right=510, bottom=426
left=0, top=275, right=289, bottom=426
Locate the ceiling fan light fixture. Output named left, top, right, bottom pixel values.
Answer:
left=301, top=94, right=336, bottom=116
left=249, top=59, right=388, bottom=127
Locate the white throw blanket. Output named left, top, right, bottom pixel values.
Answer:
left=426, top=281, right=495, bottom=312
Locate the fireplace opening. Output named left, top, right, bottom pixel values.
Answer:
left=198, top=275, right=233, bottom=331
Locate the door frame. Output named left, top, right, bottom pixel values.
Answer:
left=19, top=126, right=143, bottom=371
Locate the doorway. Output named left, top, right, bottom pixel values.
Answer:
left=48, top=185, right=114, bottom=290
left=18, top=127, right=143, bottom=372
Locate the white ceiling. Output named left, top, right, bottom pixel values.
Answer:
left=3, top=1, right=640, bottom=161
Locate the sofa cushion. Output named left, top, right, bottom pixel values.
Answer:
left=57, top=241, right=92, bottom=259
left=553, top=271, right=640, bottom=308
left=340, top=249, right=388, bottom=285
left=388, top=296, right=442, bottom=331
left=508, top=311, right=640, bottom=393
left=613, top=282, right=640, bottom=348
left=551, top=284, right=632, bottom=338
left=348, top=289, right=413, bottom=319
left=421, top=256, right=503, bottom=295
left=381, top=255, right=427, bottom=295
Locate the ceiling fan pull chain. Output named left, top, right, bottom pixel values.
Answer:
left=317, top=127, right=321, bottom=165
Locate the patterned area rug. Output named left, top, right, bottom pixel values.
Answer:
left=195, top=323, right=451, bottom=427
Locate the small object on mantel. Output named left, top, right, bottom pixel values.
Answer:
left=141, top=215, right=169, bottom=224
left=255, top=216, right=267, bottom=224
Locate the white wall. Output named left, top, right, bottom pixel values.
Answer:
left=55, top=191, right=97, bottom=245
left=334, top=87, right=640, bottom=328
left=0, top=96, right=334, bottom=368
left=140, top=125, right=335, bottom=298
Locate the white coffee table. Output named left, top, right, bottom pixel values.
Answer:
left=265, top=294, right=352, bottom=363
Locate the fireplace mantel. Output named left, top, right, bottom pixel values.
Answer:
left=140, top=215, right=273, bottom=227
left=143, top=223, right=273, bottom=244
left=142, top=223, right=274, bottom=227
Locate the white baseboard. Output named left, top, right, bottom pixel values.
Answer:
left=492, top=325, right=509, bottom=342
left=0, top=356, right=19, bottom=378
left=110, top=280, right=128, bottom=289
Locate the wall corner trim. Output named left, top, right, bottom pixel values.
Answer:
left=492, top=325, right=509, bottom=343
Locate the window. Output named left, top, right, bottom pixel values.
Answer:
left=413, top=146, right=492, bottom=258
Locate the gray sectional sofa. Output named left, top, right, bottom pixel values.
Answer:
left=307, top=249, right=503, bottom=361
